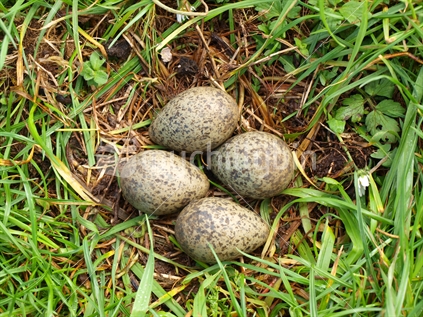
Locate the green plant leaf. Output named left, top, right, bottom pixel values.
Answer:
left=93, top=70, right=109, bottom=86
left=366, top=110, right=400, bottom=142
left=255, top=0, right=300, bottom=21
left=256, top=1, right=298, bottom=19
left=371, top=143, right=390, bottom=156
left=316, top=221, right=335, bottom=273
left=376, top=100, right=405, bottom=118
left=255, top=2, right=282, bottom=19
left=335, top=94, right=364, bottom=122
left=365, top=78, right=395, bottom=98
left=75, top=212, right=99, bottom=234
left=325, top=7, right=343, bottom=30
left=371, top=146, right=396, bottom=167
left=319, top=67, right=338, bottom=86
left=90, top=51, right=105, bottom=70
left=257, top=23, right=270, bottom=34
left=327, top=116, right=345, bottom=134
left=339, top=0, right=371, bottom=25
left=286, top=2, right=301, bottom=19
left=193, top=271, right=221, bottom=317
left=81, top=61, right=95, bottom=81
left=294, top=37, right=309, bottom=56
left=279, top=55, right=295, bottom=73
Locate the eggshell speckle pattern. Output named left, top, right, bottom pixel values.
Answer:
left=210, top=131, right=294, bottom=199
left=149, top=87, right=239, bottom=152
left=120, top=150, right=209, bottom=215
left=175, top=197, right=269, bottom=263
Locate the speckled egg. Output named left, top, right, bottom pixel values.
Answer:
left=120, top=150, right=209, bottom=216
left=149, top=87, right=239, bottom=153
left=210, top=131, right=294, bottom=199
left=175, top=197, right=269, bottom=263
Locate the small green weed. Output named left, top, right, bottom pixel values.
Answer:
left=80, top=51, right=109, bottom=87
left=328, top=79, right=405, bottom=166
left=255, top=1, right=301, bottom=36
left=254, top=0, right=302, bottom=56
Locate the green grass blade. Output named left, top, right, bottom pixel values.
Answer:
left=318, top=0, right=346, bottom=48
left=83, top=237, right=105, bottom=317
left=316, top=221, right=335, bottom=273
left=130, top=216, right=155, bottom=317
left=211, top=249, right=242, bottom=315
left=308, top=268, right=317, bottom=316
left=193, top=271, right=221, bottom=316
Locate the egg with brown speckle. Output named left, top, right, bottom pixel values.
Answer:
left=120, top=150, right=209, bottom=216
left=210, top=131, right=294, bottom=199
left=175, top=197, right=269, bottom=263
left=149, top=87, right=239, bottom=153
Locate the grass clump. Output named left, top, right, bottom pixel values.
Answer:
left=1, top=0, right=423, bottom=316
